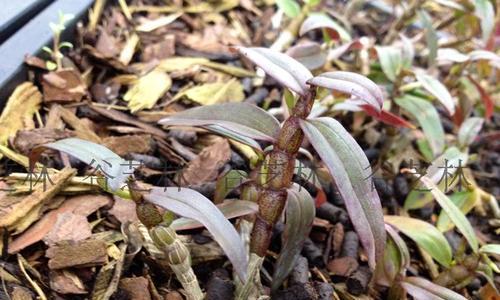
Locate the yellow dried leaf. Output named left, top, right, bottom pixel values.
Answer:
left=157, top=57, right=254, bottom=77
left=119, top=33, right=140, bottom=66
left=182, top=79, right=244, bottom=105
left=158, top=57, right=210, bottom=72
left=0, top=168, right=76, bottom=231
left=0, top=82, right=42, bottom=159
left=123, top=68, right=171, bottom=113
left=136, top=12, right=182, bottom=32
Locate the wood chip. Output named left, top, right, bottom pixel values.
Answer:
left=0, top=168, right=76, bottom=231
left=46, top=239, right=108, bottom=269
left=9, top=195, right=111, bottom=253
left=13, top=128, right=74, bottom=155
left=119, top=277, right=151, bottom=300
left=109, top=196, right=138, bottom=224
left=103, top=134, right=153, bottom=156
left=43, top=212, right=92, bottom=246
left=50, top=270, right=87, bottom=294
left=179, top=138, right=231, bottom=186
left=42, top=69, right=86, bottom=103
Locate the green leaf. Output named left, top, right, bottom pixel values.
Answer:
left=300, top=118, right=386, bottom=269
left=395, top=94, right=445, bottom=157
left=276, top=0, right=301, bottom=18
left=145, top=187, right=249, bottom=281
left=272, top=184, right=315, bottom=291
left=404, top=146, right=468, bottom=210
left=457, top=117, right=484, bottom=148
left=46, top=61, right=57, bottom=71
left=214, top=170, right=248, bottom=204
left=437, top=191, right=476, bottom=232
left=474, top=0, right=495, bottom=43
left=480, top=244, right=500, bottom=256
left=418, top=175, right=479, bottom=253
left=42, top=46, right=53, bottom=54
left=384, top=216, right=452, bottom=267
left=375, top=46, right=403, bottom=82
left=58, top=41, right=73, bottom=49
left=418, top=10, right=438, bottom=66
left=415, top=72, right=455, bottom=116
left=30, top=138, right=136, bottom=192
left=159, top=103, right=280, bottom=145
left=402, top=277, right=467, bottom=300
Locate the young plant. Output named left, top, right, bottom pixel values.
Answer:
left=160, top=47, right=387, bottom=287
left=29, top=138, right=253, bottom=300
left=42, top=11, right=75, bottom=70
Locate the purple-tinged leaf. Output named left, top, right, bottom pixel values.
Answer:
left=437, top=48, right=500, bottom=67
left=415, top=72, right=455, bottom=116
left=170, top=199, right=258, bottom=231
left=384, top=216, right=452, bottom=267
left=395, top=94, right=445, bottom=157
left=272, top=184, right=315, bottom=291
left=286, top=42, right=327, bottom=70
left=468, top=75, right=494, bottom=120
left=418, top=175, right=479, bottom=252
left=144, top=187, right=248, bottom=281
left=308, top=72, right=383, bottom=111
left=158, top=103, right=280, bottom=147
left=299, top=13, right=351, bottom=42
left=457, top=117, right=484, bottom=148
left=300, top=118, right=385, bottom=269
left=234, top=47, right=313, bottom=96
left=374, top=234, right=400, bottom=286
left=30, top=138, right=136, bottom=192
left=402, top=277, right=467, bottom=300
left=327, top=40, right=363, bottom=60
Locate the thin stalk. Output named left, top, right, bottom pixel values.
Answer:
left=250, top=91, right=316, bottom=257
left=383, top=0, right=425, bottom=45
left=150, top=225, right=204, bottom=300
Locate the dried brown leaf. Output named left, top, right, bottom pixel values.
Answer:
left=179, top=138, right=231, bottom=185
left=0, top=82, right=42, bottom=158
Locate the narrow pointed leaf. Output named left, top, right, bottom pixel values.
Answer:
left=286, top=42, right=327, bottom=70
left=144, top=187, right=248, bottom=281
left=457, top=117, right=484, bottom=148
left=416, top=73, right=455, bottom=115
left=272, top=184, right=315, bottom=291
left=395, top=94, right=445, bottom=157
left=300, top=118, right=385, bottom=269
left=299, top=13, right=351, bottom=42
left=385, top=224, right=410, bottom=274
left=479, top=244, right=500, bottom=256
left=403, top=277, right=467, bottom=300
left=276, top=0, right=300, bottom=18
left=436, top=191, right=476, bottom=232
left=375, top=46, right=403, bottom=82
left=308, top=72, right=383, bottom=111
left=159, top=103, right=280, bottom=144
left=235, top=47, right=313, bottom=96
left=474, top=0, right=495, bottom=43
left=30, top=138, right=136, bottom=191
left=418, top=176, right=479, bottom=252
left=468, top=76, right=494, bottom=120
left=404, top=147, right=468, bottom=210
left=170, top=199, right=258, bottom=231
left=384, top=216, right=452, bottom=267
left=418, top=10, right=438, bottom=66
